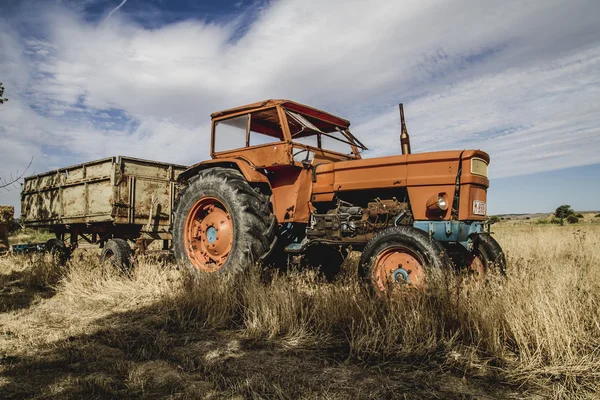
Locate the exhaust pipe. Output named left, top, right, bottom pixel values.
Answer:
left=399, top=103, right=411, bottom=155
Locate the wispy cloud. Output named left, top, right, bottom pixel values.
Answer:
left=103, top=0, right=128, bottom=22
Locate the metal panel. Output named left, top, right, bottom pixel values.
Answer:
left=21, top=156, right=187, bottom=233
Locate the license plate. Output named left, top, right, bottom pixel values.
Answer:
left=473, top=200, right=486, bottom=216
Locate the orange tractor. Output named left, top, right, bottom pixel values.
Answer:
left=172, top=99, right=505, bottom=290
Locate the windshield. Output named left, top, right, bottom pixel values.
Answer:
left=285, top=109, right=364, bottom=156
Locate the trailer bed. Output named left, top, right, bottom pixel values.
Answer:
left=21, top=156, right=187, bottom=239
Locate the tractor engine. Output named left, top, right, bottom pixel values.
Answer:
left=306, top=199, right=411, bottom=241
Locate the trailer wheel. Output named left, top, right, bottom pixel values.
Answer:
left=172, top=167, right=276, bottom=273
left=360, top=226, right=450, bottom=292
left=100, top=239, right=133, bottom=271
left=45, top=238, right=70, bottom=265
left=468, top=233, right=506, bottom=279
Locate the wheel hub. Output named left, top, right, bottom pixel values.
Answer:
left=372, top=247, right=425, bottom=292
left=392, top=267, right=410, bottom=283
left=206, top=226, right=217, bottom=244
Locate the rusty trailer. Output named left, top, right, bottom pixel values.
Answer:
left=20, top=156, right=187, bottom=264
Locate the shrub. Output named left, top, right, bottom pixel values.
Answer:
left=551, top=218, right=562, bottom=224
left=566, top=215, right=579, bottom=224
left=487, top=216, right=500, bottom=224
left=536, top=219, right=549, bottom=224
left=575, top=213, right=584, bottom=218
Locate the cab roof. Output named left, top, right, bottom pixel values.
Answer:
left=210, top=99, right=351, bottom=129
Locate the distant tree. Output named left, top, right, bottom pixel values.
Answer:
left=595, top=213, right=600, bottom=218
left=0, top=82, right=7, bottom=104
left=555, top=205, right=575, bottom=225
left=487, top=215, right=500, bottom=224
left=575, top=213, right=584, bottom=218
left=566, top=215, right=579, bottom=224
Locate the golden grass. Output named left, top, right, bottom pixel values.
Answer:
left=0, top=223, right=599, bottom=398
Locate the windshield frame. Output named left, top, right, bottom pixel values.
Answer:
left=210, top=103, right=368, bottom=162
left=282, top=108, right=366, bottom=159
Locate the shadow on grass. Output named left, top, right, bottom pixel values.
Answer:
left=0, top=294, right=519, bottom=400
left=0, top=269, right=57, bottom=313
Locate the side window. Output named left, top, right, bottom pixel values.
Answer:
left=214, top=115, right=248, bottom=152
left=249, top=129, right=281, bottom=146
left=248, top=108, right=284, bottom=146
left=321, top=134, right=354, bottom=155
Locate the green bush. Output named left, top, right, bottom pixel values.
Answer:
left=487, top=216, right=500, bottom=224
left=551, top=218, right=562, bottom=224
left=575, top=213, right=584, bottom=218
left=595, top=214, right=600, bottom=218
left=536, top=219, right=550, bottom=225
left=566, top=215, right=579, bottom=224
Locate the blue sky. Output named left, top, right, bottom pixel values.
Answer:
left=1, top=0, right=599, bottom=215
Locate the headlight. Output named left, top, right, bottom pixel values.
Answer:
left=426, top=193, right=449, bottom=212
left=437, top=196, right=448, bottom=211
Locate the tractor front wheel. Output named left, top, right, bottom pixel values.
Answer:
left=172, top=167, right=276, bottom=273
left=360, top=226, right=450, bottom=292
left=467, top=233, right=506, bottom=280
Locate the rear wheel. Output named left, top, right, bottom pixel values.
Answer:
left=100, top=238, right=133, bottom=271
left=360, top=226, right=450, bottom=292
left=172, top=167, right=276, bottom=273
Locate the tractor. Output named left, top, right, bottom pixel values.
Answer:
left=172, top=99, right=505, bottom=291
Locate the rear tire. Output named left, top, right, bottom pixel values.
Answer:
left=100, top=238, right=133, bottom=271
left=172, top=167, right=276, bottom=273
left=360, top=226, right=450, bottom=292
left=45, top=238, right=70, bottom=265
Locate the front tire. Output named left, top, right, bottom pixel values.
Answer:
left=172, top=167, right=276, bottom=273
left=359, top=226, right=450, bottom=292
left=467, top=233, right=506, bottom=279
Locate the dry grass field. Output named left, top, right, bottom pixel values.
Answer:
left=1, top=222, right=599, bottom=399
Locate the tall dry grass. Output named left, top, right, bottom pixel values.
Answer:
left=1, top=224, right=599, bottom=398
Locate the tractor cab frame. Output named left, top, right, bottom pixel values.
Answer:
left=209, top=99, right=367, bottom=168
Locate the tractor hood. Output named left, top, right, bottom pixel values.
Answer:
left=311, top=150, right=490, bottom=221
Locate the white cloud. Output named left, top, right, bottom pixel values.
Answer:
left=1, top=0, right=600, bottom=212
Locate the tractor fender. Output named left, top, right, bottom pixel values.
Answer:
left=177, top=158, right=270, bottom=187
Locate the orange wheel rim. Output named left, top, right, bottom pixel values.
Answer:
left=468, top=254, right=486, bottom=281
left=183, top=197, right=233, bottom=272
left=372, top=247, right=425, bottom=292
